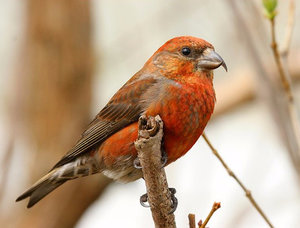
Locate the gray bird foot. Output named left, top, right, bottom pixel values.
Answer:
left=168, top=187, right=178, bottom=214
left=140, top=193, right=150, bottom=207
left=139, top=187, right=178, bottom=213
left=133, top=157, right=142, bottom=169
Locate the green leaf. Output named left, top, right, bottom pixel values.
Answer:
left=262, top=0, right=277, bottom=19
left=263, top=0, right=277, bottom=12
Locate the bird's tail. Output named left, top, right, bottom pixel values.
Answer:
left=16, top=156, right=100, bottom=208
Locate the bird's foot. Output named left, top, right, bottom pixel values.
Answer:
left=139, top=187, right=178, bottom=213
left=168, top=187, right=178, bottom=213
left=133, top=157, right=142, bottom=169
left=140, top=193, right=150, bottom=207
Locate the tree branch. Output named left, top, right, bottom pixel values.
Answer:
left=267, top=1, right=300, bottom=176
left=226, top=0, right=300, bottom=184
left=189, top=202, right=221, bottom=228
left=270, top=18, right=293, bottom=101
left=202, top=133, right=274, bottom=228
left=188, top=214, right=196, bottom=228
left=198, top=202, right=221, bottom=228
left=135, top=115, right=176, bottom=228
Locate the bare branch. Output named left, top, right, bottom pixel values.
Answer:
left=202, top=133, right=274, bottom=228
left=270, top=18, right=293, bottom=101
left=226, top=0, right=300, bottom=184
left=188, top=214, right=196, bottom=228
left=135, top=115, right=176, bottom=228
left=199, top=202, right=221, bottom=228
left=268, top=3, right=300, bottom=175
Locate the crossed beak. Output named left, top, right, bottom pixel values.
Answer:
left=197, top=48, right=227, bottom=72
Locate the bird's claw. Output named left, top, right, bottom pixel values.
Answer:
left=133, top=157, right=142, bottom=169
left=139, top=187, right=178, bottom=213
left=169, top=187, right=178, bottom=214
left=140, top=193, right=150, bottom=207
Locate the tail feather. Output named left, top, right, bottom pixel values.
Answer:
left=16, top=180, right=66, bottom=208
left=16, top=155, right=101, bottom=208
left=16, top=169, right=67, bottom=208
left=27, top=181, right=66, bottom=208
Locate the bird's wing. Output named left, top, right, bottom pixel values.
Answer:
left=52, top=76, right=159, bottom=169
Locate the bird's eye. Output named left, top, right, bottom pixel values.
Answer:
left=181, top=47, right=191, bottom=56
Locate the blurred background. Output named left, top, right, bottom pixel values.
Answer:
left=1, top=0, right=300, bottom=227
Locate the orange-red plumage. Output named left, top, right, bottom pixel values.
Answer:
left=16, top=36, right=226, bottom=208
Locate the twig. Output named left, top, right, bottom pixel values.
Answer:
left=227, top=0, right=300, bottom=185
left=199, top=202, right=221, bottom=228
left=188, top=214, right=196, bottom=228
left=202, top=133, right=274, bottom=228
left=270, top=18, right=293, bottom=101
left=135, top=115, right=176, bottom=228
left=268, top=3, right=300, bottom=172
left=281, top=0, right=295, bottom=57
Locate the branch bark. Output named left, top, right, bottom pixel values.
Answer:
left=135, top=115, right=176, bottom=228
left=188, top=214, right=196, bottom=228
left=270, top=18, right=293, bottom=101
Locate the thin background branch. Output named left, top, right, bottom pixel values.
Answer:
left=270, top=17, right=293, bottom=101
left=266, top=1, right=300, bottom=185
left=188, top=202, right=221, bottom=228
left=226, top=0, right=300, bottom=182
left=267, top=0, right=300, bottom=162
left=198, top=202, right=221, bottom=228
left=202, top=133, right=274, bottom=228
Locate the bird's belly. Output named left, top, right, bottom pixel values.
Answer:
left=98, top=122, right=142, bottom=183
left=98, top=88, right=214, bottom=181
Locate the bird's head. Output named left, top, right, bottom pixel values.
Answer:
left=145, top=36, right=227, bottom=80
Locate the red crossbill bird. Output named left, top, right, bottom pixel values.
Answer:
left=16, top=36, right=227, bottom=208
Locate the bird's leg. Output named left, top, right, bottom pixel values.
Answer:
left=139, top=187, right=178, bottom=213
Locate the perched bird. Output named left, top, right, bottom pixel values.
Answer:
left=16, top=36, right=227, bottom=208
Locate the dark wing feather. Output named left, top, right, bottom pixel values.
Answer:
left=52, top=76, right=158, bottom=169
